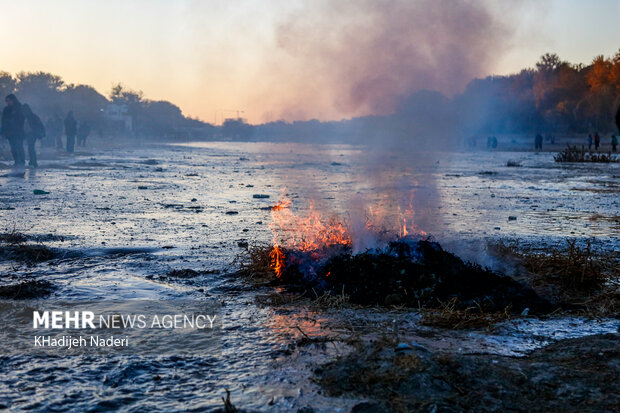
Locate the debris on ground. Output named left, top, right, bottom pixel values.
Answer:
left=314, top=333, right=620, bottom=412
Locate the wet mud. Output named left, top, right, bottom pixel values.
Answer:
left=0, top=142, right=618, bottom=411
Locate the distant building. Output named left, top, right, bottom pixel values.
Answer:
left=103, top=103, right=133, bottom=131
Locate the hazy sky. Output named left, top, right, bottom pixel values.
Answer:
left=0, top=0, right=618, bottom=123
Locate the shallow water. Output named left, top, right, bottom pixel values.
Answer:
left=0, top=142, right=618, bottom=411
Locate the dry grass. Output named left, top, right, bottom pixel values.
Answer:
left=310, top=289, right=350, bottom=309
left=0, top=228, right=56, bottom=264
left=0, top=228, right=29, bottom=245
left=254, top=292, right=305, bottom=306
left=234, top=243, right=275, bottom=282
left=569, top=290, right=620, bottom=318
left=238, top=243, right=352, bottom=308
left=490, top=239, right=619, bottom=317
left=420, top=298, right=512, bottom=330
left=554, top=145, right=618, bottom=163
left=493, top=239, right=617, bottom=292
left=0, top=279, right=56, bottom=299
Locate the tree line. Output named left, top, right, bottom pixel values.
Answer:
left=253, top=51, right=620, bottom=143
left=3, top=51, right=619, bottom=143
left=0, top=71, right=211, bottom=139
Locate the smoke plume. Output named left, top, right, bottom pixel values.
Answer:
left=257, top=0, right=516, bottom=121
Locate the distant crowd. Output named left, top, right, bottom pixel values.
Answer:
left=1, top=94, right=90, bottom=169
left=481, top=105, right=620, bottom=152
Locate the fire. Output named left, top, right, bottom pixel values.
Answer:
left=269, top=188, right=352, bottom=254
left=268, top=187, right=425, bottom=277
left=269, top=245, right=285, bottom=278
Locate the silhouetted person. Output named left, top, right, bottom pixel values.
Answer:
left=594, top=132, right=600, bottom=150
left=22, top=104, right=45, bottom=168
left=64, top=111, right=77, bottom=153
left=612, top=135, right=618, bottom=152
left=77, top=121, right=91, bottom=147
left=46, top=114, right=64, bottom=150
left=1, top=94, right=25, bottom=168
left=616, top=105, right=620, bottom=132
left=587, top=134, right=593, bottom=150
left=534, top=133, right=543, bottom=150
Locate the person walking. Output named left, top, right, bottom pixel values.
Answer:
left=1, top=94, right=25, bottom=168
left=612, top=135, right=618, bottom=152
left=47, top=114, right=64, bottom=150
left=534, top=133, right=543, bottom=150
left=587, top=134, right=593, bottom=150
left=64, top=111, right=77, bottom=153
left=77, top=121, right=91, bottom=147
left=22, top=104, right=46, bottom=168
left=594, top=132, right=601, bottom=150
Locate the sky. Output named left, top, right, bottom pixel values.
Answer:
left=0, top=0, right=618, bottom=124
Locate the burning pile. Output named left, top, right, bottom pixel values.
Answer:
left=242, top=189, right=552, bottom=314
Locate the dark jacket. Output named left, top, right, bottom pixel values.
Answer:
left=26, top=113, right=46, bottom=140
left=64, top=116, right=77, bottom=136
left=1, top=105, right=25, bottom=138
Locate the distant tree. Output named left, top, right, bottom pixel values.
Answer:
left=140, top=100, right=185, bottom=137
left=0, top=72, right=16, bottom=98
left=14, top=71, right=65, bottom=116
left=585, top=55, right=615, bottom=130
left=110, top=83, right=143, bottom=106
left=535, top=53, right=563, bottom=73
left=63, top=84, right=108, bottom=128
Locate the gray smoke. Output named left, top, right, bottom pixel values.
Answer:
left=269, top=0, right=516, bottom=120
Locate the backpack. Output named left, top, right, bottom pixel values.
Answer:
left=31, top=114, right=46, bottom=140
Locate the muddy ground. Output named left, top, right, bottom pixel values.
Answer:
left=0, top=140, right=618, bottom=412
left=316, top=333, right=619, bottom=412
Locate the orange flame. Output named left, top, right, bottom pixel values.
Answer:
left=269, top=245, right=285, bottom=278
left=269, top=189, right=352, bottom=255
left=268, top=187, right=425, bottom=277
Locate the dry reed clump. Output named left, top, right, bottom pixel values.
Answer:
left=420, top=297, right=512, bottom=330
left=554, top=145, right=618, bottom=163
left=493, top=239, right=616, bottom=292
left=0, top=279, right=56, bottom=299
left=0, top=228, right=29, bottom=244
left=234, top=243, right=275, bottom=282
left=239, top=244, right=352, bottom=308
left=490, top=239, right=619, bottom=317
left=309, top=288, right=350, bottom=309
left=254, top=292, right=305, bottom=306
left=0, top=228, right=56, bottom=264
